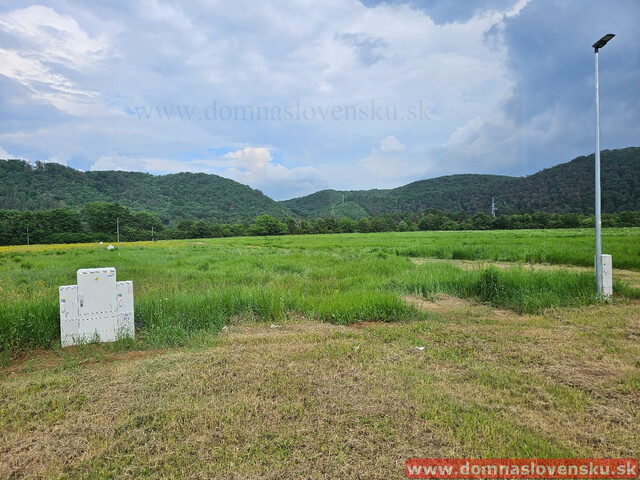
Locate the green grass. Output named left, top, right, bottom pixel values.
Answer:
left=3, top=301, right=638, bottom=477
left=1, top=227, right=639, bottom=476
left=1, top=228, right=639, bottom=353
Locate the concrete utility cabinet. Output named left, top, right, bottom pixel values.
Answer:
left=59, top=267, right=134, bottom=347
left=600, top=254, right=613, bottom=297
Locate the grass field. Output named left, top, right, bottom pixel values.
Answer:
left=2, top=228, right=640, bottom=353
left=1, top=228, right=639, bottom=478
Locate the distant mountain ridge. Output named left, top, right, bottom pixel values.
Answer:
left=1, top=147, right=638, bottom=224
left=281, top=147, right=640, bottom=218
left=0, top=161, right=289, bottom=224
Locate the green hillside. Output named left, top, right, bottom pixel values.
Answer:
left=0, top=161, right=291, bottom=224
left=1, top=147, right=638, bottom=225
left=282, top=147, right=640, bottom=218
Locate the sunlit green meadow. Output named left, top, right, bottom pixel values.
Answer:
left=1, top=228, right=639, bottom=353
left=2, top=228, right=640, bottom=478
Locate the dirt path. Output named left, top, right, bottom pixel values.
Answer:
left=410, top=257, right=640, bottom=289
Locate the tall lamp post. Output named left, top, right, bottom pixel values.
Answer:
left=592, top=33, right=615, bottom=296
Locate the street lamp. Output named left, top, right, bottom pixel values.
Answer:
left=592, top=33, right=614, bottom=297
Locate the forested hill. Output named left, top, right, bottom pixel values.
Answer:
left=281, top=147, right=640, bottom=217
left=0, top=161, right=290, bottom=224
left=1, top=147, right=638, bottom=224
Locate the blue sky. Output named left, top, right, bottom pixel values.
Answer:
left=0, top=0, right=638, bottom=200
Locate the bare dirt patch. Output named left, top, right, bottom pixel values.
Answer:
left=224, top=318, right=347, bottom=339
left=350, top=320, right=384, bottom=329
left=615, top=269, right=640, bottom=289
left=349, top=320, right=402, bottom=329
left=410, top=257, right=587, bottom=272
left=402, top=293, right=480, bottom=316
left=2, top=347, right=162, bottom=376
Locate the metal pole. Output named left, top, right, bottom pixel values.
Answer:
left=117, top=217, right=120, bottom=251
left=152, top=225, right=154, bottom=242
left=27, top=227, right=29, bottom=246
left=594, top=49, right=603, bottom=296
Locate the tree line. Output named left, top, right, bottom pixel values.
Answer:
left=1, top=202, right=640, bottom=246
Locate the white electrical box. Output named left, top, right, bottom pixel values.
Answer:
left=601, top=254, right=613, bottom=297
left=59, top=267, right=134, bottom=347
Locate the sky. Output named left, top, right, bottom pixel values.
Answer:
left=0, top=0, right=638, bottom=200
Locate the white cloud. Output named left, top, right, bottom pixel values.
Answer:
left=91, top=155, right=150, bottom=172
left=223, top=147, right=272, bottom=170
left=348, top=136, right=426, bottom=189
left=0, top=48, right=100, bottom=114
left=220, top=147, right=324, bottom=200
left=2, top=1, right=636, bottom=200
left=379, top=135, right=405, bottom=153
left=0, top=5, right=107, bottom=68
left=357, top=152, right=413, bottom=184
left=430, top=95, right=523, bottom=176
left=1, top=0, right=525, bottom=196
left=2, top=1, right=517, bottom=167
left=0, top=146, right=17, bottom=159
left=0, top=5, right=107, bottom=114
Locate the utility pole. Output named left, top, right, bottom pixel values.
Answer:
left=26, top=227, right=29, bottom=246
left=593, top=33, right=615, bottom=297
left=152, top=225, right=154, bottom=242
left=491, top=197, right=496, bottom=218
left=117, top=217, right=120, bottom=252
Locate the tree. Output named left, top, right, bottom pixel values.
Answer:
left=298, top=220, right=311, bottom=234
left=249, top=215, right=288, bottom=236
left=357, top=219, right=371, bottom=233
left=370, top=215, right=396, bottom=232
left=284, top=217, right=298, bottom=235
left=177, top=219, right=194, bottom=231
left=230, top=224, right=247, bottom=237
left=311, top=218, right=329, bottom=234
left=337, top=217, right=358, bottom=233
left=133, top=211, right=164, bottom=231
left=82, top=202, right=133, bottom=235
left=191, top=220, right=211, bottom=238
left=471, top=212, right=493, bottom=230
left=418, top=214, right=444, bottom=231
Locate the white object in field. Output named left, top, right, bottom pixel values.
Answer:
left=59, top=267, right=134, bottom=347
left=59, top=285, right=79, bottom=347
left=600, top=254, right=613, bottom=297
left=107, top=244, right=114, bottom=250
left=116, top=280, right=135, bottom=337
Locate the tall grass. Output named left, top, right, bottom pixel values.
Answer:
left=1, top=229, right=638, bottom=352
left=392, top=263, right=597, bottom=313
left=0, top=297, right=59, bottom=350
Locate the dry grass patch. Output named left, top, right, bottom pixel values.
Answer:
left=402, top=293, right=481, bottom=316
left=410, top=257, right=640, bottom=289
left=2, top=302, right=639, bottom=478
left=1, top=320, right=448, bottom=479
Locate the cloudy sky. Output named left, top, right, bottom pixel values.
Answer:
left=0, top=1, right=638, bottom=200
